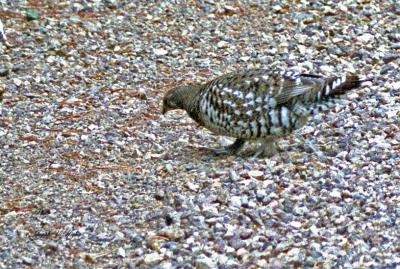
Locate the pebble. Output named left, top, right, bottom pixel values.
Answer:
left=200, top=209, right=216, bottom=221
left=248, top=170, right=264, bottom=179
left=195, top=255, right=217, bottom=269
left=217, top=41, right=229, bottom=48
left=21, top=256, right=34, bottom=265
left=117, top=247, right=126, bottom=258
left=153, top=48, right=168, bottom=56
left=319, top=65, right=334, bottom=73
left=144, top=253, right=163, bottom=264
left=229, top=170, right=240, bottom=181
left=230, top=196, right=242, bottom=208
left=389, top=81, right=400, bottom=91
left=357, top=33, right=375, bottom=43
left=289, top=221, right=302, bottom=229
left=329, top=189, right=342, bottom=200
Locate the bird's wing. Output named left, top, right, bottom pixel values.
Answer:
left=273, top=73, right=326, bottom=105
left=223, top=69, right=324, bottom=105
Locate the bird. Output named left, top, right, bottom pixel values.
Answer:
left=162, top=69, right=371, bottom=157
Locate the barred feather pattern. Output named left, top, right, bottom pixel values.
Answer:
left=194, top=69, right=366, bottom=139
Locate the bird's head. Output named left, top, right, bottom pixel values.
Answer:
left=162, top=87, right=183, bottom=114
left=162, top=84, right=201, bottom=114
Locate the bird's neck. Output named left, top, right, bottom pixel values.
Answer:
left=177, top=84, right=201, bottom=111
left=181, top=84, right=203, bottom=122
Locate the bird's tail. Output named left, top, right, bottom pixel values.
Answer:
left=295, top=75, right=373, bottom=116
left=321, top=75, right=373, bottom=98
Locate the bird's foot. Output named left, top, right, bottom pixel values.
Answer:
left=211, top=138, right=245, bottom=156
left=253, top=140, right=278, bottom=158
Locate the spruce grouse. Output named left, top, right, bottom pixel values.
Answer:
left=162, top=69, right=371, bottom=157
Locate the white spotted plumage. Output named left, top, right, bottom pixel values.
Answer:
left=245, top=92, right=254, bottom=99
left=281, top=106, right=290, bottom=128
left=163, top=68, right=370, bottom=157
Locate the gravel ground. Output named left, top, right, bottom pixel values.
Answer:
left=0, top=1, right=399, bottom=268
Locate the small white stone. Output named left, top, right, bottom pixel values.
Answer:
left=144, top=252, right=163, bottom=264
left=389, top=81, right=400, bottom=91
left=202, top=204, right=219, bottom=217
left=298, top=44, right=306, bottom=54
left=12, top=78, right=23, bottom=86
left=217, top=41, right=229, bottom=48
left=229, top=170, right=239, bottom=181
left=332, top=37, right=343, bottom=43
left=115, top=231, right=124, bottom=240
left=160, top=262, right=173, bottom=269
left=5, top=211, right=17, bottom=218
left=117, top=247, right=126, bottom=258
left=309, top=225, right=319, bottom=236
left=287, top=247, right=301, bottom=258
left=186, top=181, right=199, bottom=192
left=387, top=109, right=398, bottom=118
left=334, top=215, right=346, bottom=225
left=21, top=256, right=34, bottom=265
left=88, top=124, right=98, bottom=130
left=0, top=19, right=6, bottom=40
left=236, top=248, right=248, bottom=256
left=153, top=48, right=168, bottom=56
left=230, top=196, right=242, bottom=207
left=256, top=259, right=268, bottom=267
left=330, top=189, right=342, bottom=200
left=289, top=221, right=302, bottom=229
left=357, top=33, right=374, bottom=43
left=248, top=170, right=263, bottom=179
left=195, top=255, right=217, bottom=269
left=66, top=96, right=80, bottom=103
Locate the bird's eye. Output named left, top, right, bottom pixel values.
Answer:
left=168, top=100, right=176, bottom=108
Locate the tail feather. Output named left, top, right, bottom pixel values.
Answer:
left=322, top=75, right=372, bottom=97
left=294, top=74, right=372, bottom=117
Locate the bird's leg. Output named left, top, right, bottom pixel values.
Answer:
left=212, top=138, right=245, bottom=155
left=253, top=138, right=278, bottom=158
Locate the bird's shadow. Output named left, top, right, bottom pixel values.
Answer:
left=183, top=143, right=289, bottom=161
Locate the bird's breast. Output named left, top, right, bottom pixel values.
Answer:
left=198, top=87, right=300, bottom=139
